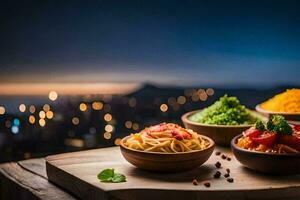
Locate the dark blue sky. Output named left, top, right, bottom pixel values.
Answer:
left=1, top=0, right=300, bottom=86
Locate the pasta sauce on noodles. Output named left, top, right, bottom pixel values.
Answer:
left=123, top=123, right=210, bottom=153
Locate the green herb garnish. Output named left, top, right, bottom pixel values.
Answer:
left=255, top=120, right=265, bottom=131
left=266, top=115, right=292, bottom=135
left=111, top=173, right=126, bottom=183
left=189, top=95, right=257, bottom=125
left=97, top=168, right=126, bottom=183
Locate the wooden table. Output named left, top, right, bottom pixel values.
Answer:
left=0, top=158, right=77, bottom=200
left=1, top=147, right=300, bottom=200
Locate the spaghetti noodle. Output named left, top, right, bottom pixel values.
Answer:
left=123, top=123, right=210, bottom=153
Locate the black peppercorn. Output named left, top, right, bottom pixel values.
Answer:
left=227, top=178, right=234, bottom=183
left=214, top=171, right=221, bottom=178
left=192, top=179, right=198, bottom=185
left=204, top=182, right=211, bottom=187
left=215, top=161, right=221, bottom=168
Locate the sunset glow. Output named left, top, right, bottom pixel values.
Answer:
left=0, top=83, right=141, bottom=96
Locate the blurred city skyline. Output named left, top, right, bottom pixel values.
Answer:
left=1, top=0, right=300, bottom=86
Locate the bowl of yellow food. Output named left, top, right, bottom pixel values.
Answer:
left=256, top=89, right=300, bottom=121
left=120, top=123, right=215, bottom=172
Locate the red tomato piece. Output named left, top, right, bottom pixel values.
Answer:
left=251, top=132, right=277, bottom=146
left=171, top=130, right=183, bottom=140
left=171, top=130, right=191, bottom=140
left=243, top=127, right=262, bottom=138
left=180, top=130, right=192, bottom=139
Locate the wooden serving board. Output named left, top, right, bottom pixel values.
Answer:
left=46, top=147, right=300, bottom=200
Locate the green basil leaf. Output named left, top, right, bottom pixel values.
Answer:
left=112, top=173, right=126, bottom=183
left=97, top=168, right=114, bottom=181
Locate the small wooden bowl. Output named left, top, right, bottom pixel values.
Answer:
left=181, top=110, right=264, bottom=146
left=256, top=105, right=300, bottom=121
left=120, top=135, right=215, bottom=172
left=231, top=134, right=300, bottom=175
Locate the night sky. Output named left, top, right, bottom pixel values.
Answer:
left=1, top=0, right=300, bottom=86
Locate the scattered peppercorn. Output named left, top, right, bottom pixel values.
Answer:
left=213, top=171, right=221, bottom=178
left=215, top=151, right=221, bottom=156
left=227, top=178, right=234, bottom=183
left=226, top=157, right=231, bottom=161
left=221, top=154, right=227, bottom=159
left=215, top=161, right=221, bottom=168
left=224, top=173, right=230, bottom=178
left=192, top=179, right=198, bottom=185
left=203, top=182, right=211, bottom=187
left=226, top=168, right=230, bottom=174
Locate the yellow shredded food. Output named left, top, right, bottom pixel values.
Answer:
left=260, top=89, right=300, bottom=113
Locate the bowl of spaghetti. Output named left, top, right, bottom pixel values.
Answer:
left=120, top=123, right=215, bottom=172
left=231, top=115, right=300, bottom=175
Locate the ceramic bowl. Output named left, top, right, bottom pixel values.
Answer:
left=256, top=105, right=300, bottom=121
left=181, top=110, right=265, bottom=146
left=231, top=134, right=300, bottom=175
left=120, top=135, right=215, bottom=172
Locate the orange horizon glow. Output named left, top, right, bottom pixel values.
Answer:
left=0, top=83, right=141, bottom=96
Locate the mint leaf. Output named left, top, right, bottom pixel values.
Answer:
left=112, top=173, right=126, bottom=183
left=97, top=168, right=114, bottom=182
left=97, top=168, right=126, bottom=183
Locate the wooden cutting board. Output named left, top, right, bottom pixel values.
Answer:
left=46, top=146, right=300, bottom=200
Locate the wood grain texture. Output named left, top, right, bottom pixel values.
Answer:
left=46, top=146, right=300, bottom=200
left=0, top=160, right=77, bottom=200
left=18, top=158, right=48, bottom=178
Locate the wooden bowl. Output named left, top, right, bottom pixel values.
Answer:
left=256, top=105, right=300, bottom=121
left=120, top=135, right=215, bottom=172
left=231, top=134, right=300, bottom=175
left=181, top=110, right=264, bottom=146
